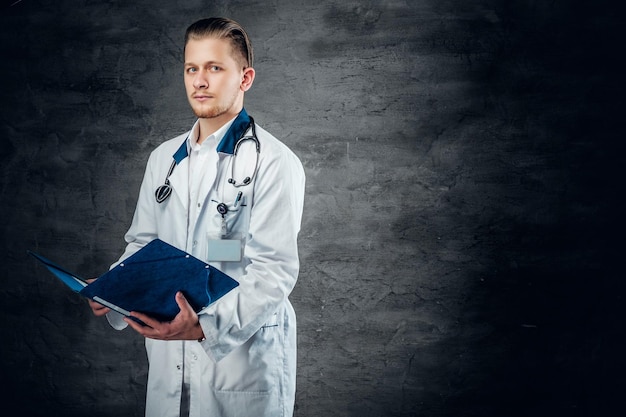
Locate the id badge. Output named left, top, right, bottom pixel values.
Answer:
left=207, top=232, right=243, bottom=262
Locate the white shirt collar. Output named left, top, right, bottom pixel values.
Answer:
left=188, top=116, right=238, bottom=153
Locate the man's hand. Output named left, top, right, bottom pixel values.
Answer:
left=123, top=291, right=205, bottom=341
left=86, top=278, right=111, bottom=317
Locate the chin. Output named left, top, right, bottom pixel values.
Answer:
left=193, top=107, right=225, bottom=119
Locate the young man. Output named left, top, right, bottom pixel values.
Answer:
left=88, top=17, right=305, bottom=417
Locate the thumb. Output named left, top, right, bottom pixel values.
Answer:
left=175, top=291, right=191, bottom=310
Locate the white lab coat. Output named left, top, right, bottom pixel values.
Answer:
left=106, top=116, right=305, bottom=417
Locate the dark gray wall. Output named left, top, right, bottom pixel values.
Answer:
left=1, top=0, right=623, bottom=416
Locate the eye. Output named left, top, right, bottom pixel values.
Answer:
left=186, top=67, right=197, bottom=74
left=210, top=65, right=221, bottom=72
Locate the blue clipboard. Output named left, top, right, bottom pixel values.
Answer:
left=29, top=239, right=239, bottom=322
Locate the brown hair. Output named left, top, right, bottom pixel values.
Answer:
left=184, top=17, right=253, bottom=69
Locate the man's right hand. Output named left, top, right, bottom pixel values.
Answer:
left=86, top=278, right=111, bottom=316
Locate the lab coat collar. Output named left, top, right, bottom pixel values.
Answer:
left=170, top=108, right=251, bottom=164
left=167, top=109, right=251, bottom=210
left=216, top=108, right=251, bottom=155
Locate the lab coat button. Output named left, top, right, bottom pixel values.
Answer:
left=176, top=365, right=181, bottom=370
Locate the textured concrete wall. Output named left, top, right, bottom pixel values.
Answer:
left=0, top=0, right=623, bottom=416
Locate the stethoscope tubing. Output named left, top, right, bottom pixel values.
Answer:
left=155, top=118, right=260, bottom=204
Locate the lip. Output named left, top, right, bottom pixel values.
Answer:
left=192, top=94, right=214, bottom=102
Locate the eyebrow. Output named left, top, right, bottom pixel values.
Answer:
left=184, top=60, right=225, bottom=67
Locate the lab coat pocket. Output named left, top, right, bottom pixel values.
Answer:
left=207, top=195, right=251, bottom=238
left=211, top=326, right=280, bottom=393
left=212, top=388, right=278, bottom=417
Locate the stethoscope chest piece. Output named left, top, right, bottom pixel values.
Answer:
left=155, top=184, right=172, bottom=203
left=155, top=160, right=176, bottom=204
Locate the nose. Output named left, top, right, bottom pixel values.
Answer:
left=193, top=70, right=208, bottom=89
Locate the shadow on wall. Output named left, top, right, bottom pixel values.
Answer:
left=295, top=1, right=623, bottom=416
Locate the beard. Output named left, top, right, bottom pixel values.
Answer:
left=190, top=89, right=239, bottom=120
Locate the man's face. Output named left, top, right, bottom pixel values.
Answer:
left=184, top=37, right=245, bottom=120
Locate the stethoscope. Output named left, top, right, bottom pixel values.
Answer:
left=155, top=117, right=260, bottom=204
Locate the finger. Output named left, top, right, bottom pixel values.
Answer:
left=124, top=316, right=154, bottom=336
left=93, top=307, right=110, bottom=317
left=175, top=291, right=192, bottom=312
left=129, top=311, right=160, bottom=329
left=88, top=300, right=110, bottom=316
left=125, top=314, right=162, bottom=336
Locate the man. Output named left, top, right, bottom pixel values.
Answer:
left=88, top=17, right=305, bottom=417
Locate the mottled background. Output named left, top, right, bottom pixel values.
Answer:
left=1, top=0, right=623, bottom=416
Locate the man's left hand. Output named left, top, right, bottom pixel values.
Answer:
left=124, top=291, right=205, bottom=341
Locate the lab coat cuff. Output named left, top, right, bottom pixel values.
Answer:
left=197, top=313, right=221, bottom=362
left=105, top=310, right=128, bottom=330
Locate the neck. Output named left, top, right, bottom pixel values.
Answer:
left=197, top=108, right=242, bottom=143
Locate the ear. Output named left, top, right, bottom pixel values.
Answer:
left=240, top=67, right=255, bottom=92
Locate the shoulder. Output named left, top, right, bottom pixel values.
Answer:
left=146, top=131, right=189, bottom=164
left=255, top=124, right=303, bottom=171
left=153, top=131, right=189, bottom=154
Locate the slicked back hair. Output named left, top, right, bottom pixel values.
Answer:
left=184, top=17, right=253, bottom=69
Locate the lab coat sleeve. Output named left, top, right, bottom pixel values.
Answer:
left=119, top=149, right=161, bottom=254
left=105, top=149, right=160, bottom=330
left=199, top=145, right=305, bottom=362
